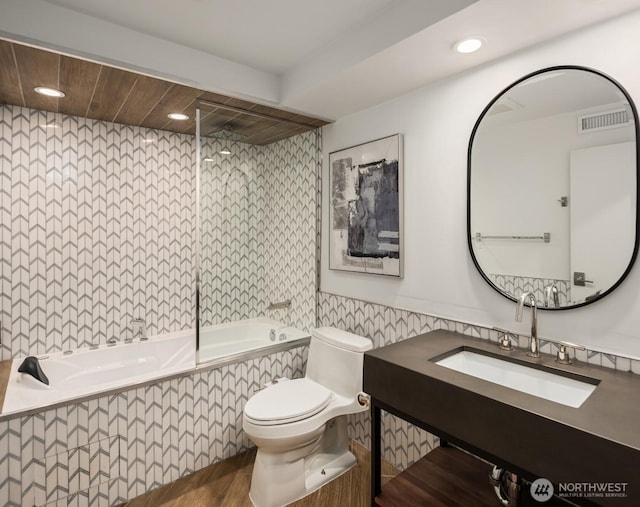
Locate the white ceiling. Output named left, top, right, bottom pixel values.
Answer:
left=2, top=0, right=640, bottom=120
left=44, top=0, right=397, bottom=74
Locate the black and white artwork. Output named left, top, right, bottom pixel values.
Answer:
left=329, top=134, right=403, bottom=277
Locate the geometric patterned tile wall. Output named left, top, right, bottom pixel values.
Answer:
left=262, top=131, right=318, bottom=332
left=487, top=273, right=571, bottom=307
left=199, top=138, right=263, bottom=326
left=0, top=345, right=308, bottom=506
left=317, top=291, right=640, bottom=471
left=199, top=131, right=318, bottom=332
left=0, top=105, right=195, bottom=359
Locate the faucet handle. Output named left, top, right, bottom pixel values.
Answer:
left=548, top=339, right=585, bottom=365
left=493, top=327, right=514, bottom=351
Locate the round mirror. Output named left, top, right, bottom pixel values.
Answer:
left=468, top=66, right=639, bottom=309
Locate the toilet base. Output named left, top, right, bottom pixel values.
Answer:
left=248, top=416, right=355, bottom=507
left=249, top=450, right=356, bottom=507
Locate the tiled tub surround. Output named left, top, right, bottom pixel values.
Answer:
left=0, top=105, right=320, bottom=505
left=0, top=344, right=308, bottom=506
left=199, top=132, right=318, bottom=332
left=317, top=291, right=640, bottom=472
left=0, top=105, right=195, bottom=361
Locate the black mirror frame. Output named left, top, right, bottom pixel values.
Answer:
left=467, top=65, right=640, bottom=310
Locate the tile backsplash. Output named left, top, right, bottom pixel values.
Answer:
left=318, top=291, right=640, bottom=471
left=0, top=105, right=195, bottom=359
left=487, top=273, right=571, bottom=307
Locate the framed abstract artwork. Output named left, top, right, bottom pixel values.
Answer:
left=329, top=134, right=403, bottom=277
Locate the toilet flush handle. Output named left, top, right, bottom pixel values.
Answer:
left=357, top=392, right=370, bottom=408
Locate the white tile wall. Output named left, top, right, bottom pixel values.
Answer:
left=0, top=346, right=308, bottom=506
left=199, top=132, right=317, bottom=331
left=0, top=105, right=195, bottom=359
left=488, top=273, right=571, bottom=307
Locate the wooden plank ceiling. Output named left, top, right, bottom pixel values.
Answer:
left=0, top=40, right=329, bottom=145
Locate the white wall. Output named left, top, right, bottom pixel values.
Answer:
left=321, top=10, right=640, bottom=358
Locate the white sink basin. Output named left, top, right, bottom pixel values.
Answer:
left=435, top=350, right=597, bottom=408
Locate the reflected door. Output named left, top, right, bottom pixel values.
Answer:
left=569, top=142, right=636, bottom=302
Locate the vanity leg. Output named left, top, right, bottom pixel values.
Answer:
left=371, top=401, right=381, bottom=506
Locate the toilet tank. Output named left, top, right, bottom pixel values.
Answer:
left=305, top=327, right=373, bottom=399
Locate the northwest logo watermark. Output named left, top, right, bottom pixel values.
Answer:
left=558, top=481, right=628, bottom=499
left=530, top=478, right=629, bottom=502
left=530, top=478, right=554, bottom=502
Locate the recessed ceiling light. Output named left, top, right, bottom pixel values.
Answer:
left=203, top=157, right=215, bottom=162
left=34, top=86, right=65, bottom=98
left=454, top=37, right=484, bottom=54
left=219, top=147, right=231, bottom=155
left=167, top=113, right=189, bottom=121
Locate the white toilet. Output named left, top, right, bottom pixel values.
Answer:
left=242, top=326, right=373, bottom=507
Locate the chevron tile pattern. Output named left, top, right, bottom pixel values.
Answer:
left=0, top=345, right=307, bottom=506
left=0, top=103, right=316, bottom=505
left=200, top=139, right=263, bottom=326
left=0, top=105, right=195, bottom=360
left=199, top=132, right=317, bottom=332
left=488, top=273, right=571, bottom=306
left=316, top=291, right=640, bottom=472
left=262, top=132, right=318, bottom=332
left=317, top=292, right=440, bottom=472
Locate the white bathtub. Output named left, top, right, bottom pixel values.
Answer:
left=2, top=329, right=195, bottom=416
left=198, top=317, right=310, bottom=364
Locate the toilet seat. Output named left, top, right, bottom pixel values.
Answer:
left=244, top=379, right=332, bottom=425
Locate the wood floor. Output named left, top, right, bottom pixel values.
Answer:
left=121, top=441, right=398, bottom=507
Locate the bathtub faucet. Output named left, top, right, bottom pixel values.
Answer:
left=131, top=318, right=147, bottom=341
left=267, top=300, right=291, bottom=311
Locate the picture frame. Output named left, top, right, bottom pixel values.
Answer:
left=329, top=134, right=403, bottom=277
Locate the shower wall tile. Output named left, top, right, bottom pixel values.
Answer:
left=199, top=139, right=263, bottom=326
left=262, top=132, right=318, bottom=332
left=0, top=345, right=308, bottom=506
left=0, top=105, right=195, bottom=359
left=200, top=132, right=317, bottom=332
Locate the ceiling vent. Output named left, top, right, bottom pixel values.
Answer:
left=488, top=97, right=523, bottom=116
left=577, top=107, right=631, bottom=134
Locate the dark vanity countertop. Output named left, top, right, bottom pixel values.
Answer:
left=364, top=329, right=640, bottom=503
left=365, top=330, right=640, bottom=450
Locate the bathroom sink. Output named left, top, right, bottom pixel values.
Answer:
left=434, top=349, right=597, bottom=408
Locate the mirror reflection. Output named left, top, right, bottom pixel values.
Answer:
left=469, top=67, right=638, bottom=309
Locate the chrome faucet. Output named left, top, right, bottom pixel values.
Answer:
left=131, top=318, right=147, bottom=341
left=515, top=292, right=540, bottom=358
left=543, top=284, right=560, bottom=308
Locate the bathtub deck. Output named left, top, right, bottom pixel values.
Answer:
left=121, top=440, right=399, bottom=507
left=0, top=359, right=11, bottom=412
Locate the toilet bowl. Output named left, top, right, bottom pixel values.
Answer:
left=242, top=327, right=372, bottom=507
